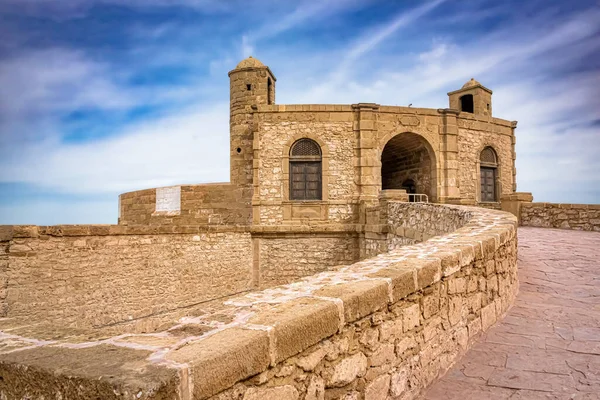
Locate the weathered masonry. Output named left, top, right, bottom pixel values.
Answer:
left=119, top=56, right=519, bottom=229
left=0, top=57, right=531, bottom=400
left=0, top=203, right=519, bottom=400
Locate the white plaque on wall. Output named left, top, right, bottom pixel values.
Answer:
left=155, top=186, right=181, bottom=214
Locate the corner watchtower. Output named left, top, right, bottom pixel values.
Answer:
left=228, top=56, right=276, bottom=188
left=448, top=78, right=492, bottom=116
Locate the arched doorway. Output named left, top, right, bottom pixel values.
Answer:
left=479, top=146, right=498, bottom=202
left=381, top=132, right=436, bottom=201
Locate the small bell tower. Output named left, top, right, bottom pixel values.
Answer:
left=228, top=56, right=276, bottom=188
left=448, top=78, right=492, bottom=116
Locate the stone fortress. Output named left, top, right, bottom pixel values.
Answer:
left=0, top=57, right=598, bottom=400
left=120, top=56, right=518, bottom=229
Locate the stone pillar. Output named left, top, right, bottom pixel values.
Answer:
left=354, top=103, right=381, bottom=218
left=511, top=121, right=518, bottom=192
left=438, top=109, right=461, bottom=204
left=501, top=192, right=533, bottom=224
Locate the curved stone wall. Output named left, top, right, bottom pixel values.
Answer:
left=0, top=203, right=518, bottom=400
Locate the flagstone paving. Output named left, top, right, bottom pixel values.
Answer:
left=423, top=227, right=600, bottom=400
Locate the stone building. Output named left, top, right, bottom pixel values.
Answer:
left=120, top=56, right=518, bottom=228
left=118, top=56, right=519, bottom=285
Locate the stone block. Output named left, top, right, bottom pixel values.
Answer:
left=422, top=294, right=440, bottom=318
left=314, top=280, right=389, bottom=323
left=447, top=277, right=467, bottom=294
left=326, top=352, right=368, bottom=388
left=481, top=303, right=497, bottom=331
left=296, top=347, right=327, bottom=372
left=0, top=344, right=179, bottom=400
left=248, top=298, right=340, bottom=363
left=379, top=319, right=403, bottom=342
left=416, top=258, right=441, bottom=289
left=468, top=317, right=482, bottom=338
left=365, top=374, right=391, bottom=400
left=402, top=303, right=420, bottom=332
left=243, top=386, right=299, bottom=400
left=367, top=266, right=417, bottom=302
left=395, top=336, right=417, bottom=357
left=304, top=376, right=324, bottom=400
left=369, top=343, right=395, bottom=367
left=167, top=328, right=270, bottom=399
left=390, top=367, right=409, bottom=397
left=448, top=296, right=463, bottom=326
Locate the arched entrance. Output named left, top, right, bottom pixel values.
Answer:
left=381, top=132, right=436, bottom=201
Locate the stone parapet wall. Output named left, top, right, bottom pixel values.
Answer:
left=520, top=203, right=600, bottom=231
left=1, top=225, right=253, bottom=330
left=119, top=183, right=251, bottom=226
left=257, top=234, right=360, bottom=287
left=363, top=201, right=473, bottom=259
left=0, top=204, right=518, bottom=400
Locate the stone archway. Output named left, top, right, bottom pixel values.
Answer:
left=381, top=132, right=437, bottom=202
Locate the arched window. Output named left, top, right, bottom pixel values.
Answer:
left=460, top=94, right=474, bottom=113
left=480, top=147, right=498, bottom=202
left=290, top=139, right=322, bottom=200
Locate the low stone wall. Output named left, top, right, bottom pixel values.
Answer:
left=520, top=202, right=600, bottom=231
left=1, top=225, right=253, bottom=330
left=363, top=201, right=473, bottom=258
left=119, top=183, right=251, bottom=226
left=0, top=203, right=519, bottom=400
left=257, top=234, right=359, bottom=287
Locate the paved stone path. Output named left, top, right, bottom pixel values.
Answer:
left=424, top=227, right=600, bottom=400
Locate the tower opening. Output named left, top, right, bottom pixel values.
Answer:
left=460, top=94, right=474, bottom=113
left=381, top=132, right=436, bottom=201
left=267, top=77, right=272, bottom=105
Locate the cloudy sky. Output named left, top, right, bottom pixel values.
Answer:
left=0, top=0, right=599, bottom=225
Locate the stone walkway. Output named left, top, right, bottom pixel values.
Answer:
left=423, top=227, right=600, bottom=400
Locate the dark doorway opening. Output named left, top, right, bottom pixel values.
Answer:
left=460, top=94, right=474, bottom=113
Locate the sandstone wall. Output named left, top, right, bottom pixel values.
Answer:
left=191, top=204, right=518, bottom=400
left=119, top=183, right=251, bottom=226
left=254, top=107, right=358, bottom=225
left=0, top=227, right=9, bottom=317
left=0, top=204, right=518, bottom=400
left=2, top=225, right=253, bottom=329
left=520, top=203, right=600, bottom=231
left=363, top=201, right=473, bottom=259
left=457, top=115, right=515, bottom=204
left=257, top=234, right=359, bottom=287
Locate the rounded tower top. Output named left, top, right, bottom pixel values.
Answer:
left=462, top=78, right=482, bottom=89
left=235, top=56, right=265, bottom=69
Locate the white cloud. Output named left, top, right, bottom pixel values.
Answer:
left=1, top=1, right=599, bottom=225
left=0, top=103, right=231, bottom=194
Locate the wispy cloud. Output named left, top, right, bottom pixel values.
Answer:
left=0, top=0, right=598, bottom=224
left=344, top=0, right=447, bottom=63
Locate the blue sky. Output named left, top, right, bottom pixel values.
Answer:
left=0, top=0, right=599, bottom=225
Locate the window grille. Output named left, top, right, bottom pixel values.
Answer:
left=289, top=139, right=322, bottom=200
left=480, top=147, right=497, bottom=165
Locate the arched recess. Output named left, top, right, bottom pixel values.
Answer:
left=380, top=132, right=437, bottom=202
left=289, top=139, right=322, bottom=200
left=478, top=146, right=500, bottom=202
left=282, top=134, right=330, bottom=202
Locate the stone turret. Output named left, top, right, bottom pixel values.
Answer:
left=447, top=78, right=493, bottom=117
left=228, top=56, right=276, bottom=188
